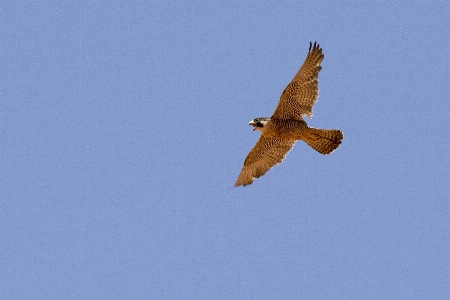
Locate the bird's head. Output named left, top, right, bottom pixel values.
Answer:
left=249, top=118, right=270, bottom=133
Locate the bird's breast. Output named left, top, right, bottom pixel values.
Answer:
left=270, top=119, right=308, bottom=140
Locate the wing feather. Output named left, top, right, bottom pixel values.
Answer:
left=234, top=136, right=295, bottom=187
left=271, top=42, right=324, bottom=120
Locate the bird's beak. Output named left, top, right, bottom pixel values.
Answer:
left=249, top=120, right=256, bottom=131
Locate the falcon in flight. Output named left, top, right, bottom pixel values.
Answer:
left=235, top=42, right=343, bottom=187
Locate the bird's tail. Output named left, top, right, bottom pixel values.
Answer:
left=304, top=127, right=343, bottom=155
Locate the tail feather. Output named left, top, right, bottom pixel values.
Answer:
left=304, top=128, right=343, bottom=155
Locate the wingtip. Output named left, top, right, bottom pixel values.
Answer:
left=234, top=180, right=252, bottom=187
left=234, top=177, right=243, bottom=187
left=309, top=41, right=320, bottom=52
left=234, top=174, right=254, bottom=187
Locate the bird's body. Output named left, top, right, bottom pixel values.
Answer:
left=235, top=42, right=343, bottom=187
left=256, top=118, right=308, bottom=139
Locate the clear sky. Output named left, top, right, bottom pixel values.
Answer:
left=1, top=2, right=450, bottom=299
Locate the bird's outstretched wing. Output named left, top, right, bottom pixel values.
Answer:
left=235, top=136, right=295, bottom=187
left=271, top=42, right=324, bottom=120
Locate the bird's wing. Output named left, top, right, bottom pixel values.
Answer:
left=271, top=42, right=324, bottom=120
left=235, top=136, right=295, bottom=187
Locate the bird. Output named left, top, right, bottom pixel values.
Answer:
left=234, top=42, right=343, bottom=187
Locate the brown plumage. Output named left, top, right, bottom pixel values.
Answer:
left=234, top=42, right=343, bottom=187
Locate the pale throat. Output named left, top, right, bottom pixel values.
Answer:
left=254, top=126, right=267, bottom=134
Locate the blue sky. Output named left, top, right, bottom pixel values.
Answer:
left=1, top=2, right=449, bottom=299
